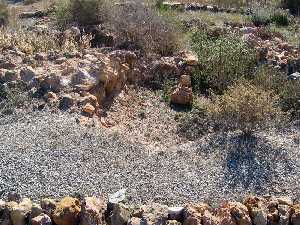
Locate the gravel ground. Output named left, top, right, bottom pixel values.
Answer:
left=0, top=110, right=299, bottom=205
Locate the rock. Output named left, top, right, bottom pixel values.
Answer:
left=34, top=53, right=47, bottom=61
left=0, top=59, right=17, bottom=70
left=40, top=74, right=62, bottom=92
left=4, top=70, right=19, bottom=82
left=80, top=197, right=106, bottom=225
left=31, top=214, right=52, bottom=225
left=141, top=203, right=169, bottom=225
left=149, top=58, right=180, bottom=82
left=278, top=205, right=290, bottom=225
left=55, top=57, right=67, bottom=65
left=20, top=66, right=37, bottom=83
left=110, top=203, right=131, bottom=225
left=109, top=189, right=127, bottom=206
left=127, top=217, right=142, bottom=225
left=225, top=202, right=251, bottom=225
left=289, top=72, right=300, bottom=80
left=45, top=92, right=58, bottom=102
left=168, top=207, right=184, bottom=221
left=40, top=198, right=57, bottom=216
left=82, top=103, right=96, bottom=116
left=276, top=197, right=293, bottom=206
left=31, top=203, right=43, bottom=218
left=1, top=201, right=18, bottom=225
left=244, top=197, right=268, bottom=225
left=179, top=51, right=199, bottom=66
left=167, top=221, right=182, bottom=225
left=179, top=75, right=192, bottom=87
left=171, top=86, right=193, bottom=105
left=59, top=95, right=75, bottom=110
left=52, top=197, right=81, bottom=225
left=183, top=203, right=212, bottom=225
left=7, top=193, right=21, bottom=203
left=291, top=205, right=300, bottom=225
left=10, top=198, right=32, bottom=225
left=71, top=68, right=98, bottom=89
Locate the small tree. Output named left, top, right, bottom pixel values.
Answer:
left=207, top=80, right=283, bottom=135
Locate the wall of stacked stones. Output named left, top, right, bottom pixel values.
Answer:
left=0, top=194, right=299, bottom=225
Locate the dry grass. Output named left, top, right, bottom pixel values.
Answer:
left=168, top=0, right=281, bottom=8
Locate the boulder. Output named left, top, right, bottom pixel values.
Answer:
left=4, top=70, right=19, bottom=82
left=1, top=201, right=18, bottom=225
left=45, top=92, right=59, bottom=103
left=40, top=198, right=57, bottom=216
left=168, top=207, right=184, bottom=221
left=82, top=103, right=96, bottom=116
left=110, top=203, right=131, bottom=225
left=278, top=205, right=290, bottom=225
left=59, top=95, right=75, bottom=110
left=40, top=74, right=62, bottom=92
left=224, top=202, right=251, bottom=225
left=52, top=197, right=81, bottom=225
left=20, top=67, right=37, bottom=83
left=171, top=86, right=193, bottom=105
left=71, top=68, right=98, bottom=90
left=183, top=203, right=212, bottom=225
left=127, top=217, right=142, bottom=225
left=10, top=198, right=32, bottom=225
left=31, top=214, right=52, bottom=225
left=244, top=197, right=268, bottom=225
left=80, top=197, right=106, bottom=225
left=31, top=203, right=43, bottom=218
left=179, top=51, right=199, bottom=66
left=141, top=203, right=169, bottom=225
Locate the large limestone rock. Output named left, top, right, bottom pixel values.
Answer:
left=183, top=203, right=213, bottom=225
left=10, top=198, right=32, bottom=225
left=110, top=203, right=131, bottom=225
left=222, top=202, right=251, bottom=225
left=244, top=196, right=268, bottom=225
left=52, top=197, right=81, bottom=225
left=291, top=204, right=300, bottom=225
left=80, top=197, right=106, bottom=225
left=171, top=75, right=193, bottom=105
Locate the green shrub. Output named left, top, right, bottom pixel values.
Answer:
left=270, top=10, right=290, bottom=26
left=0, top=82, right=30, bottom=115
left=251, top=8, right=272, bottom=26
left=207, top=80, right=283, bottom=135
left=111, top=0, right=181, bottom=56
left=281, top=0, right=299, bottom=15
left=190, top=31, right=256, bottom=94
left=0, top=0, right=9, bottom=27
left=253, top=66, right=300, bottom=119
left=55, top=0, right=109, bottom=28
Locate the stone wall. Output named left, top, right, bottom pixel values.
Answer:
left=1, top=194, right=299, bottom=225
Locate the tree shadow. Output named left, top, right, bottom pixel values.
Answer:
left=221, top=134, right=294, bottom=192
left=195, top=132, right=295, bottom=193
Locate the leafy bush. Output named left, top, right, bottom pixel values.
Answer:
left=251, top=8, right=272, bottom=26
left=191, top=31, right=256, bottom=94
left=0, top=0, right=9, bottom=27
left=207, top=80, right=283, bottom=135
left=111, top=0, right=181, bottom=56
left=251, top=8, right=290, bottom=27
left=55, top=0, right=109, bottom=28
left=270, top=10, right=290, bottom=26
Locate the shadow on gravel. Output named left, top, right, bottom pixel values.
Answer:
left=197, top=133, right=294, bottom=192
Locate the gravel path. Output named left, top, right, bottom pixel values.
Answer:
left=0, top=110, right=299, bottom=205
